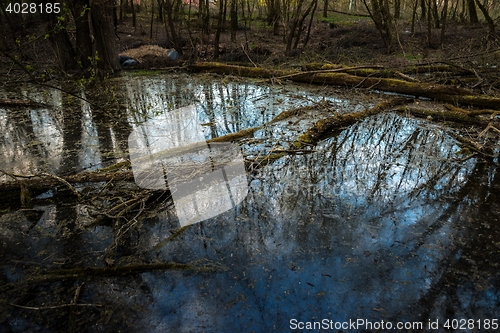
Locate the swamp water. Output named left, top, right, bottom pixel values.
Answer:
left=0, top=73, right=499, bottom=332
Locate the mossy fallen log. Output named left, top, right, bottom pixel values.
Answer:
left=394, top=106, right=495, bottom=124
left=301, top=63, right=475, bottom=76
left=188, top=62, right=500, bottom=109
left=294, top=98, right=412, bottom=147
left=292, top=98, right=498, bottom=158
left=207, top=127, right=259, bottom=142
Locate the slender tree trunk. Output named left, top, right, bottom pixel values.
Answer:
left=150, top=0, right=155, bottom=39
left=432, top=0, right=440, bottom=28
left=164, top=0, right=181, bottom=53
left=267, top=0, right=281, bottom=35
left=120, top=0, right=124, bottom=21
left=46, top=16, right=77, bottom=70
left=214, top=0, right=224, bottom=58
left=451, top=0, right=459, bottom=20
left=303, top=0, right=317, bottom=47
left=157, top=0, right=164, bottom=21
left=467, top=0, right=479, bottom=23
left=364, top=0, right=395, bottom=52
left=420, top=0, right=426, bottom=20
left=293, top=0, right=316, bottom=50
left=131, top=0, right=136, bottom=27
left=475, top=0, right=495, bottom=33
left=411, top=0, right=418, bottom=33
left=323, top=0, right=328, bottom=18
left=394, top=0, right=401, bottom=19
left=427, top=0, right=432, bottom=47
left=285, top=0, right=305, bottom=55
left=91, top=0, right=120, bottom=73
left=71, top=0, right=93, bottom=69
left=230, top=0, right=238, bottom=42
left=440, top=0, right=448, bottom=44
left=240, top=0, right=249, bottom=47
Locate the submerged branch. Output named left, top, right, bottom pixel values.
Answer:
left=25, top=261, right=226, bottom=283
left=294, top=98, right=413, bottom=147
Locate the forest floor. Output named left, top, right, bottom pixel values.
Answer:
left=111, top=11, right=500, bottom=98
left=1, top=11, right=499, bottom=93
left=116, top=12, right=500, bottom=68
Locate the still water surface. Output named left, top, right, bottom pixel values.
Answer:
left=0, top=73, right=499, bottom=332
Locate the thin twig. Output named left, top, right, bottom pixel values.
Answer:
left=241, top=43, right=257, bottom=67
left=41, top=172, right=82, bottom=200
left=0, top=169, right=36, bottom=180
left=10, top=303, right=102, bottom=310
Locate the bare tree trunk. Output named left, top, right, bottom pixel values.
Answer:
left=420, top=0, right=426, bottom=20
left=230, top=0, right=238, bottom=42
left=427, top=0, right=432, bottom=47
left=394, top=0, right=401, bottom=19
left=293, top=0, right=317, bottom=50
left=240, top=0, right=250, bottom=47
left=164, top=0, right=181, bottom=53
left=451, top=0, right=459, bottom=21
left=130, top=0, right=136, bottom=28
left=432, top=0, right=440, bottom=28
left=214, top=0, right=224, bottom=58
left=440, top=0, right=448, bottom=44
left=475, top=0, right=495, bottom=33
left=323, top=0, right=328, bottom=18
left=467, top=0, right=479, bottom=23
left=150, top=0, right=155, bottom=39
left=120, top=0, right=124, bottom=21
left=71, top=0, right=93, bottom=69
left=302, top=0, right=317, bottom=47
left=46, top=18, right=78, bottom=71
left=157, top=0, right=164, bottom=21
left=285, top=0, right=305, bottom=55
left=91, top=0, right=120, bottom=73
left=363, top=0, right=395, bottom=52
left=267, top=0, right=281, bottom=35
left=411, top=0, right=418, bottom=33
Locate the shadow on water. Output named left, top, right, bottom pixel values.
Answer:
left=0, top=74, right=499, bottom=332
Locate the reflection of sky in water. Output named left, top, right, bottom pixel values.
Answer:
left=123, top=74, right=354, bottom=139
left=1, top=73, right=356, bottom=176
left=79, top=98, right=101, bottom=171
left=1, top=77, right=499, bottom=332
left=96, top=114, right=494, bottom=332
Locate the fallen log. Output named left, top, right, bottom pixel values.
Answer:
left=188, top=62, right=500, bottom=109
left=0, top=170, right=134, bottom=192
left=294, top=98, right=412, bottom=147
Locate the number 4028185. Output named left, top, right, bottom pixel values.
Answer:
left=5, top=3, right=60, bottom=14
left=443, top=319, right=498, bottom=330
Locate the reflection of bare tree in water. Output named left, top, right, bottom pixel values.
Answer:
left=412, top=162, right=500, bottom=322
left=243, top=112, right=497, bottom=320
left=2, top=86, right=499, bottom=331
left=0, top=107, right=52, bottom=174
left=59, top=101, right=82, bottom=175
left=87, top=83, right=132, bottom=166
